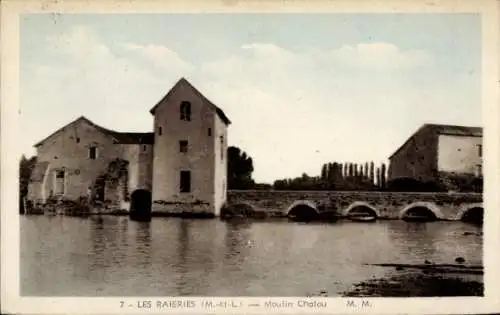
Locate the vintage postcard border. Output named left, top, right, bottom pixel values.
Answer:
left=2, top=0, right=500, bottom=314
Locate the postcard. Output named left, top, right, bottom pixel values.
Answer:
left=1, top=0, right=499, bottom=314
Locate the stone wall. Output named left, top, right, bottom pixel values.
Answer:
left=30, top=118, right=123, bottom=202
left=151, top=80, right=224, bottom=215
left=437, top=134, right=482, bottom=174
left=226, top=190, right=483, bottom=220
left=388, top=126, right=438, bottom=183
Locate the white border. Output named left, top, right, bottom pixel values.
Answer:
left=2, top=0, right=500, bottom=314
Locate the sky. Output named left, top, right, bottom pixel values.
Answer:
left=19, top=13, right=481, bottom=183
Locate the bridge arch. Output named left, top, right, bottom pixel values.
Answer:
left=343, top=201, right=380, bottom=218
left=399, top=202, right=444, bottom=221
left=456, top=203, right=483, bottom=223
left=286, top=200, right=320, bottom=222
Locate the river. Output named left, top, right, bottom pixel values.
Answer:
left=20, top=215, right=483, bottom=296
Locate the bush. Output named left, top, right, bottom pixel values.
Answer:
left=386, top=177, right=446, bottom=192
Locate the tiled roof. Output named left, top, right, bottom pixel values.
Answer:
left=424, top=124, right=482, bottom=137
left=34, top=117, right=154, bottom=147
left=90, top=122, right=155, bottom=144
left=112, top=132, right=154, bottom=144
left=149, top=77, right=231, bottom=125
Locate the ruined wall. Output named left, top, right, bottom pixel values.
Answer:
left=121, top=144, right=153, bottom=193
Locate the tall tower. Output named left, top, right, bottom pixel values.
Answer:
left=149, top=78, right=231, bottom=216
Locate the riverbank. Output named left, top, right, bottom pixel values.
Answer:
left=302, top=262, right=484, bottom=297
left=344, top=269, right=483, bottom=297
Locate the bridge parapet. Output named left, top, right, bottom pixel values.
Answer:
left=226, top=190, right=483, bottom=221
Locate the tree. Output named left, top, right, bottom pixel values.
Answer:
left=227, top=146, right=254, bottom=189
left=348, top=163, right=354, bottom=177
left=369, top=161, right=375, bottom=185
left=364, top=162, right=369, bottom=179
left=321, top=164, right=328, bottom=180
left=381, top=163, right=387, bottom=189
left=19, top=155, right=37, bottom=213
left=334, top=162, right=341, bottom=182
left=376, top=167, right=381, bottom=188
left=327, top=162, right=335, bottom=184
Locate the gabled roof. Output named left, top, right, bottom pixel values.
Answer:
left=389, top=123, right=483, bottom=159
left=425, top=123, right=482, bottom=137
left=149, top=77, right=231, bottom=125
left=34, top=116, right=154, bottom=147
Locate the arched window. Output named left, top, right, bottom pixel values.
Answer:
left=180, top=101, right=191, bottom=121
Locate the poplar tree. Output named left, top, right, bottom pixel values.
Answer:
left=369, top=161, right=375, bottom=185
left=376, top=167, right=381, bottom=188
left=332, top=162, right=338, bottom=182
left=327, top=163, right=335, bottom=183
left=381, top=163, right=387, bottom=189
left=321, top=164, right=327, bottom=180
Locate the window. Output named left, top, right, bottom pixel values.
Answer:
left=179, top=140, right=188, bottom=153
left=76, top=137, right=80, bottom=143
left=143, top=145, right=147, bottom=152
left=477, top=144, right=482, bottom=157
left=475, top=164, right=482, bottom=177
left=220, top=136, right=224, bottom=161
left=180, top=101, right=191, bottom=121
left=158, top=126, right=162, bottom=136
left=208, top=128, right=212, bottom=136
left=54, top=170, right=65, bottom=195
left=89, top=146, right=98, bottom=160
left=180, top=171, right=191, bottom=193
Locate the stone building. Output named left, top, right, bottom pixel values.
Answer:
left=27, top=78, right=231, bottom=216
left=388, top=123, right=482, bottom=192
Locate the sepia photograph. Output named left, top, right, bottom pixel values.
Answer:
left=2, top=0, right=500, bottom=314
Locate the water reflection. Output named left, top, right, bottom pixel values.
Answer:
left=224, top=220, right=252, bottom=263
left=386, top=221, right=483, bottom=265
left=387, top=221, right=439, bottom=262
left=134, top=221, right=152, bottom=268
left=169, top=219, right=223, bottom=295
left=89, top=216, right=108, bottom=271
left=20, top=216, right=483, bottom=296
left=174, top=219, right=191, bottom=295
left=120, top=217, right=129, bottom=247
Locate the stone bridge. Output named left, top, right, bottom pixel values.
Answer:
left=226, top=190, right=483, bottom=222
